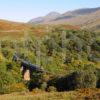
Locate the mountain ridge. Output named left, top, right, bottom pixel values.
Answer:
left=29, top=7, right=100, bottom=31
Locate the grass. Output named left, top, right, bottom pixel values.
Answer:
left=0, top=20, right=80, bottom=40
left=0, top=91, right=76, bottom=100
left=0, top=88, right=100, bottom=100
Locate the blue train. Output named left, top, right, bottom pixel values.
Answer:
left=12, top=53, right=44, bottom=73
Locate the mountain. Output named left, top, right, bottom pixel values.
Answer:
left=29, top=7, right=100, bottom=31
left=45, top=12, right=60, bottom=17
left=29, top=12, right=60, bottom=24
left=29, top=17, right=44, bottom=24
left=63, top=7, right=100, bottom=15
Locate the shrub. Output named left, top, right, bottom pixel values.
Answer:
left=47, top=66, right=97, bottom=91
left=0, top=53, right=4, bottom=62
left=40, top=82, right=47, bottom=90
left=27, top=72, right=43, bottom=91
left=10, top=83, right=27, bottom=92
left=47, top=86, right=57, bottom=92
left=96, top=68, right=100, bottom=88
left=69, top=70, right=97, bottom=89
left=47, top=76, right=68, bottom=91
left=0, top=60, right=23, bottom=94
left=0, top=71, right=15, bottom=94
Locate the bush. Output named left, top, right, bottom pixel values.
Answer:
left=40, top=82, right=47, bottom=90
left=96, top=68, right=100, bottom=88
left=27, top=72, right=43, bottom=91
left=47, top=86, right=57, bottom=92
left=10, top=83, right=27, bottom=92
left=0, top=60, right=22, bottom=94
left=70, top=70, right=97, bottom=89
left=0, top=53, right=4, bottom=62
left=47, top=67, right=97, bottom=91
left=0, top=71, right=15, bottom=94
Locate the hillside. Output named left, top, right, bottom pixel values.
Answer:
left=0, top=22, right=100, bottom=99
left=0, top=20, right=80, bottom=39
left=0, top=0, right=100, bottom=99
left=29, top=7, right=100, bottom=31
left=0, top=20, right=30, bottom=39
left=29, top=12, right=61, bottom=24
left=0, top=19, right=29, bottom=30
left=0, top=9, right=99, bottom=99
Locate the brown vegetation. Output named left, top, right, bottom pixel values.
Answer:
left=0, top=88, right=100, bottom=100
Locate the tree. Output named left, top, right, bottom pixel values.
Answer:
left=0, top=65, right=15, bottom=94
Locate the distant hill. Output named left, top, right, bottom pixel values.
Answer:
left=0, top=19, right=28, bottom=31
left=29, top=7, right=100, bottom=31
left=0, top=19, right=80, bottom=39
left=0, top=19, right=31, bottom=39
left=29, top=12, right=61, bottom=24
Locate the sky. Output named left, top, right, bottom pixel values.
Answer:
left=0, top=0, right=100, bottom=22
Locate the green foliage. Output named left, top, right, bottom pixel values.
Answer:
left=47, top=63, right=97, bottom=91
left=0, top=59, right=22, bottom=94
left=40, top=82, right=47, bottom=90
left=71, top=70, right=97, bottom=89
left=96, top=68, right=100, bottom=88
left=0, top=26, right=99, bottom=93
left=0, top=63, right=16, bottom=94
left=47, top=86, right=57, bottom=92
left=27, top=72, right=44, bottom=91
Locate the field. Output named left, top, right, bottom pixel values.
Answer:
left=0, top=88, right=100, bottom=100
left=0, top=20, right=80, bottom=39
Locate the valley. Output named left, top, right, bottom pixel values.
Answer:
left=0, top=6, right=100, bottom=100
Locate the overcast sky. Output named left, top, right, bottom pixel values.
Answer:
left=0, top=0, right=100, bottom=22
